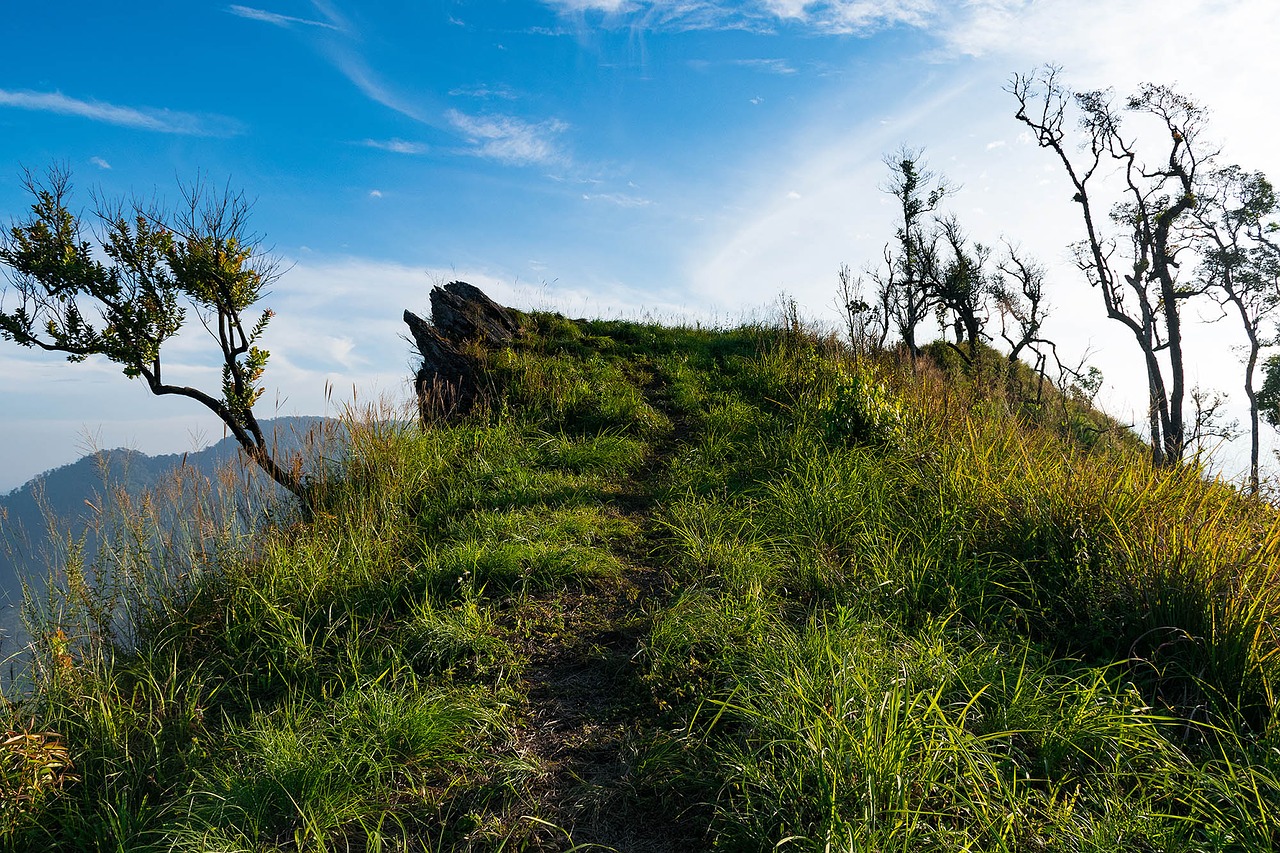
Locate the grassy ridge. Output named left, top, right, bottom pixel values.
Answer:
left=3, top=313, right=1279, bottom=850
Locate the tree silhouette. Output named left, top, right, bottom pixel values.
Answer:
left=1198, top=167, right=1280, bottom=491
left=1012, top=68, right=1218, bottom=467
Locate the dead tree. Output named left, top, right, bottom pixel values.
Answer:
left=1011, top=67, right=1216, bottom=467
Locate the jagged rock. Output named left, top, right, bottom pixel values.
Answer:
left=429, top=281, right=522, bottom=344
left=404, top=282, right=523, bottom=422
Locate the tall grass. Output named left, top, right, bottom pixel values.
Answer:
left=0, top=373, right=662, bottom=846
left=644, top=331, right=1280, bottom=850
left=3, top=312, right=1279, bottom=850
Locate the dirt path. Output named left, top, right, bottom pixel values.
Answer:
left=500, top=378, right=702, bottom=851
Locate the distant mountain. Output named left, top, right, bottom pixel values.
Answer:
left=0, top=417, right=343, bottom=662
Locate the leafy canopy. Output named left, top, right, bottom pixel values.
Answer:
left=0, top=166, right=302, bottom=500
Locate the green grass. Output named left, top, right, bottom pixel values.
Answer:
left=4, top=314, right=1279, bottom=851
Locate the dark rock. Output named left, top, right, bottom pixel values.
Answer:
left=429, top=281, right=522, bottom=344
left=404, top=282, right=524, bottom=423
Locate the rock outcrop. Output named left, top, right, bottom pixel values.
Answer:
left=404, top=282, right=523, bottom=422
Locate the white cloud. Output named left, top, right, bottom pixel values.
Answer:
left=446, top=110, right=569, bottom=166
left=540, top=0, right=1278, bottom=81
left=729, top=58, right=797, bottom=74
left=948, top=1, right=1279, bottom=154
left=90, top=156, right=112, bottom=170
left=323, top=336, right=359, bottom=370
left=582, top=192, right=653, bottom=207
left=0, top=89, right=240, bottom=136
left=368, top=189, right=383, bottom=198
left=360, top=138, right=429, bottom=155
left=227, top=4, right=342, bottom=29
left=326, top=50, right=434, bottom=123
left=448, top=84, right=519, bottom=100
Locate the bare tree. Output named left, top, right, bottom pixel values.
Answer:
left=1011, top=67, right=1217, bottom=467
left=0, top=166, right=310, bottom=506
left=836, top=263, right=886, bottom=359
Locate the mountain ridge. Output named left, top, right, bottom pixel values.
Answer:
left=0, top=416, right=340, bottom=657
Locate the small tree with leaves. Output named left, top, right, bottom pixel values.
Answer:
left=836, top=263, right=887, bottom=360
left=990, top=241, right=1050, bottom=366
left=0, top=166, right=309, bottom=506
left=873, top=149, right=951, bottom=359
left=934, top=214, right=991, bottom=356
left=1195, top=166, right=1280, bottom=492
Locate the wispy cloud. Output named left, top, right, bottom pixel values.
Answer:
left=540, top=0, right=771, bottom=32
left=729, top=58, right=797, bottom=74
left=761, top=0, right=939, bottom=33
left=540, top=0, right=941, bottom=33
left=227, top=4, right=342, bottom=30
left=327, top=51, right=433, bottom=122
left=448, top=84, right=519, bottom=100
left=90, top=156, right=112, bottom=170
left=360, top=138, right=429, bottom=155
left=544, top=0, right=635, bottom=11
left=690, top=56, right=798, bottom=74
left=447, top=110, right=569, bottom=166
left=0, top=89, right=240, bottom=136
left=582, top=192, right=652, bottom=207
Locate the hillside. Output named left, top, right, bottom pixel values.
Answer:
left=0, top=416, right=337, bottom=601
left=3, top=310, right=1279, bottom=851
left=0, top=417, right=340, bottom=683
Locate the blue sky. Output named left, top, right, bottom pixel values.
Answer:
left=1, top=0, right=1278, bottom=491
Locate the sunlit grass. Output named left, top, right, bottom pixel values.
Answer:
left=3, top=312, right=1279, bottom=850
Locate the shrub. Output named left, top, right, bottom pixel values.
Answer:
left=820, top=365, right=904, bottom=447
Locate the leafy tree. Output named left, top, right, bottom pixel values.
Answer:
left=872, top=149, right=950, bottom=358
left=1195, top=166, right=1280, bottom=492
left=1011, top=67, right=1217, bottom=467
left=0, top=166, right=309, bottom=505
left=1258, top=353, right=1280, bottom=430
left=836, top=263, right=887, bottom=360
left=870, top=151, right=1005, bottom=365
left=934, top=214, right=990, bottom=354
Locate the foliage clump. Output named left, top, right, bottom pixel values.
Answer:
left=819, top=364, right=904, bottom=447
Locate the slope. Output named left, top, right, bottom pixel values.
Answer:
left=2, top=311, right=1278, bottom=851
